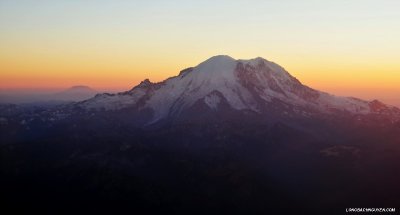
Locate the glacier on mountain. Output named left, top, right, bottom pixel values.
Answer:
left=78, top=55, right=393, bottom=123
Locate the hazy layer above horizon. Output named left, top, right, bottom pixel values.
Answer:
left=0, top=86, right=115, bottom=104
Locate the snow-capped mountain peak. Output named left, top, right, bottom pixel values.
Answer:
left=78, top=55, right=397, bottom=123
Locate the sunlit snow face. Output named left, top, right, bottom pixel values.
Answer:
left=79, top=56, right=377, bottom=123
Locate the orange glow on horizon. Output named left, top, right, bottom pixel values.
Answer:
left=1, top=55, right=399, bottom=107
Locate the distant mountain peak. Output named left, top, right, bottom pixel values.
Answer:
left=53, top=85, right=97, bottom=102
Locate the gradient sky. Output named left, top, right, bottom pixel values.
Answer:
left=0, top=0, right=399, bottom=105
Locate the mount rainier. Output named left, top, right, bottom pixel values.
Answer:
left=77, top=55, right=398, bottom=124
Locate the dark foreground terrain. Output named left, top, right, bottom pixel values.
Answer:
left=1, top=103, right=400, bottom=215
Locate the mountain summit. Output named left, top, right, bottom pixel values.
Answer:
left=53, top=85, right=97, bottom=101
left=78, top=55, right=398, bottom=124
